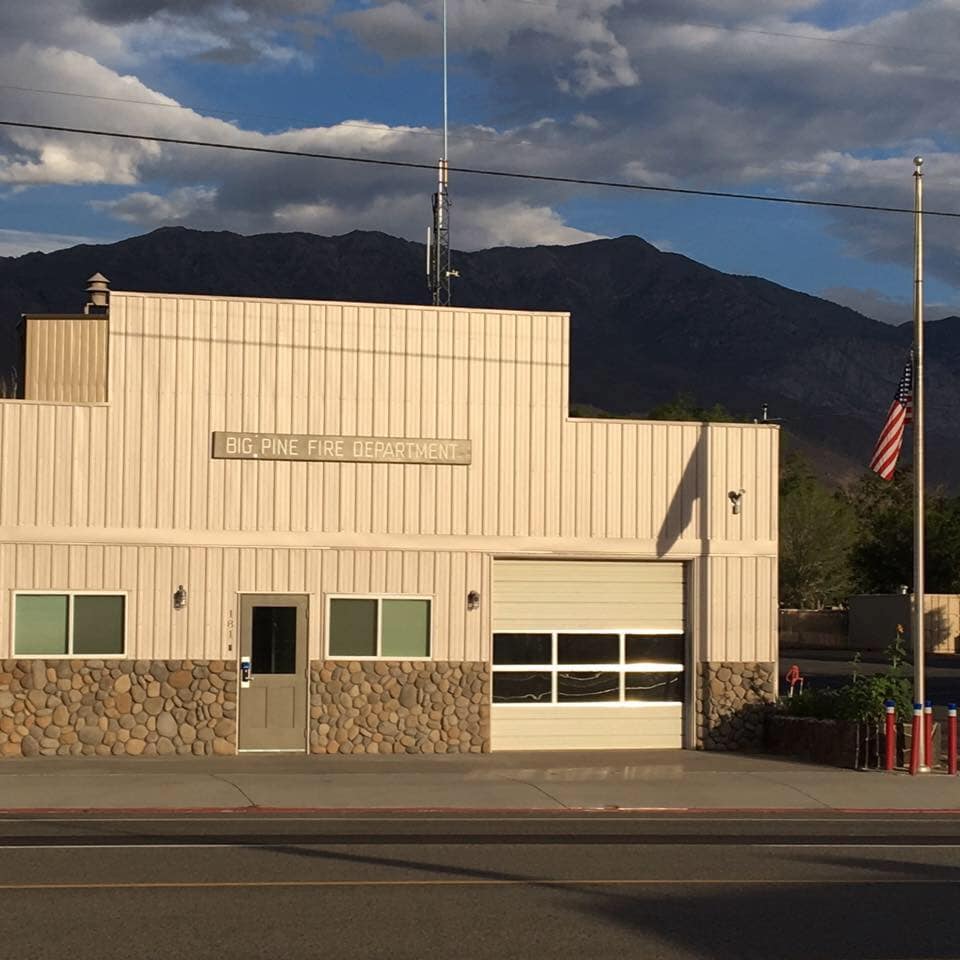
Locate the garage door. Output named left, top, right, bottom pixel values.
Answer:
left=491, top=560, right=686, bottom=750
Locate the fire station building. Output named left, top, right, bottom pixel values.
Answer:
left=0, top=279, right=778, bottom=757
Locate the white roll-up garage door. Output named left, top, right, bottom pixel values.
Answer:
left=491, top=560, right=686, bottom=750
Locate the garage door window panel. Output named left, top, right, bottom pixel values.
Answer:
left=557, top=671, right=620, bottom=702
left=625, top=671, right=684, bottom=702
left=557, top=633, right=619, bottom=664
left=626, top=634, right=684, bottom=665
left=492, top=629, right=685, bottom=705
left=492, top=672, right=552, bottom=703
left=493, top=633, right=551, bottom=665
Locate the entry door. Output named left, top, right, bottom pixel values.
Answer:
left=239, top=594, right=308, bottom=751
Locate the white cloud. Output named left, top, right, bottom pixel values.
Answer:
left=572, top=113, right=600, bottom=130
left=341, top=0, right=639, bottom=96
left=823, top=285, right=960, bottom=325
left=6, top=0, right=960, bottom=283
left=0, top=37, right=619, bottom=247
left=457, top=201, right=605, bottom=249
left=93, top=186, right=218, bottom=223
left=0, top=1, right=330, bottom=69
left=0, top=228, right=97, bottom=257
left=820, top=286, right=912, bottom=325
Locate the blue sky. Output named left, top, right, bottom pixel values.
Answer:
left=2, top=0, right=960, bottom=323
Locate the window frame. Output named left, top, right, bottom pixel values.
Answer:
left=12, top=590, right=129, bottom=659
left=325, top=594, right=433, bottom=661
left=491, top=628, right=685, bottom=706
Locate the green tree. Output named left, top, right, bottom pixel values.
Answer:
left=647, top=392, right=739, bottom=422
left=779, top=453, right=857, bottom=608
left=848, top=467, right=960, bottom=594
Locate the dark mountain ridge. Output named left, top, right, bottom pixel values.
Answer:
left=1, top=226, right=954, bottom=486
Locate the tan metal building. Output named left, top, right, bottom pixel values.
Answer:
left=0, top=281, right=779, bottom=757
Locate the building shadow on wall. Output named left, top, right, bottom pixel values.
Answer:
left=655, top=428, right=707, bottom=558
left=925, top=605, right=959, bottom=654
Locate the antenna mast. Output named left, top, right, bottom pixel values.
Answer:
left=427, top=0, right=456, bottom=305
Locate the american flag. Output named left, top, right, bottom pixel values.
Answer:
left=869, top=356, right=913, bottom=481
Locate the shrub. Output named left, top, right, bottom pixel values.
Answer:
left=781, top=629, right=912, bottom=724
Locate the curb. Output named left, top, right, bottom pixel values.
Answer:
left=1, top=805, right=960, bottom=816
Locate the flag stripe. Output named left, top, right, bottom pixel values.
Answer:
left=869, top=358, right=912, bottom=481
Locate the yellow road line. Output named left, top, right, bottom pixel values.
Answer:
left=0, top=878, right=955, bottom=890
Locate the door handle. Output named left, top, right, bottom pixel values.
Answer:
left=241, top=658, right=252, bottom=686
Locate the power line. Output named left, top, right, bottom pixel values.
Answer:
left=2, top=9, right=953, bottom=134
left=508, top=1, right=957, bottom=59
left=2, top=12, right=953, bottom=158
left=2, top=118, right=959, bottom=220
left=0, top=82, right=518, bottom=148
left=679, top=22, right=957, bottom=58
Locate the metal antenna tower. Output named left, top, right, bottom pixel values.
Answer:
left=427, top=0, right=457, bottom=305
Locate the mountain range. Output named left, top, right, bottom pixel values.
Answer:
left=1, top=226, right=955, bottom=488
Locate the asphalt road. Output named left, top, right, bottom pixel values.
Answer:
left=2, top=813, right=959, bottom=960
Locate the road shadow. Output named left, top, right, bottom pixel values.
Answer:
left=252, top=840, right=960, bottom=959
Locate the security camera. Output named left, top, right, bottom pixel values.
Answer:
left=728, top=489, right=745, bottom=515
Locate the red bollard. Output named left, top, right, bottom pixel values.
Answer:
left=884, top=700, right=897, bottom=771
left=910, top=703, right=922, bottom=776
left=925, top=701, right=934, bottom=770
left=948, top=704, right=957, bottom=776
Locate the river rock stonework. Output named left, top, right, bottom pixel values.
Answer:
left=0, top=660, right=237, bottom=758
left=696, top=661, right=776, bottom=750
left=310, top=660, right=490, bottom=754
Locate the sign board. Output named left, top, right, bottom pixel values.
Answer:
left=212, top=431, right=471, bottom=465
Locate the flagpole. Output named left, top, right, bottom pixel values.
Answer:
left=912, top=155, right=927, bottom=770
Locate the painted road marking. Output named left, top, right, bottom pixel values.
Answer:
left=4, top=841, right=960, bottom=851
left=0, top=877, right=958, bottom=891
left=3, top=815, right=960, bottom=824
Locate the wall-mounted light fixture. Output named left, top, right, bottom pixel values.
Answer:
left=173, top=584, right=188, bottom=610
left=467, top=590, right=480, bottom=611
left=728, top=489, right=745, bottom=515
left=899, top=584, right=910, bottom=596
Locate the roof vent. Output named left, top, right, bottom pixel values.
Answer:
left=84, top=272, right=110, bottom=314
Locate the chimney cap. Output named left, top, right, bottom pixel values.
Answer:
left=84, top=272, right=110, bottom=314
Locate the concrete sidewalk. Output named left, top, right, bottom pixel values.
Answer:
left=1, top=750, right=960, bottom=813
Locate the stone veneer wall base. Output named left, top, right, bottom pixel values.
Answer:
left=0, top=660, right=237, bottom=757
left=696, top=661, right=777, bottom=750
left=310, top=660, right=490, bottom=754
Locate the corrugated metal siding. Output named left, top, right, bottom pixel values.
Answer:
left=0, top=543, right=488, bottom=662
left=850, top=595, right=959, bottom=655
left=24, top=317, right=108, bottom=403
left=1, top=293, right=777, bottom=664
left=0, top=295, right=778, bottom=551
left=699, top=554, right=778, bottom=663
left=492, top=559, right=685, bottom=631
left=925, top=595, right=960, bottom=654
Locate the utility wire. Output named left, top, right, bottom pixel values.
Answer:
left=0, top=83, right=516, bottom=148
left=1, top=14, right=952, bottom=149
left=3, top=6, right=954, bottom=136
left=2, top=118, right=959, bottom=219
left=508, top=0, right=956, bottom=58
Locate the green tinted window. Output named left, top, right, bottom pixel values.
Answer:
left=381, top=600, right=430, bottom=658
left=73, top=595, right=125, bottom=656
left=15, top=595, right=68, bottom=655
left=329, top=599, right=377, bottom=657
